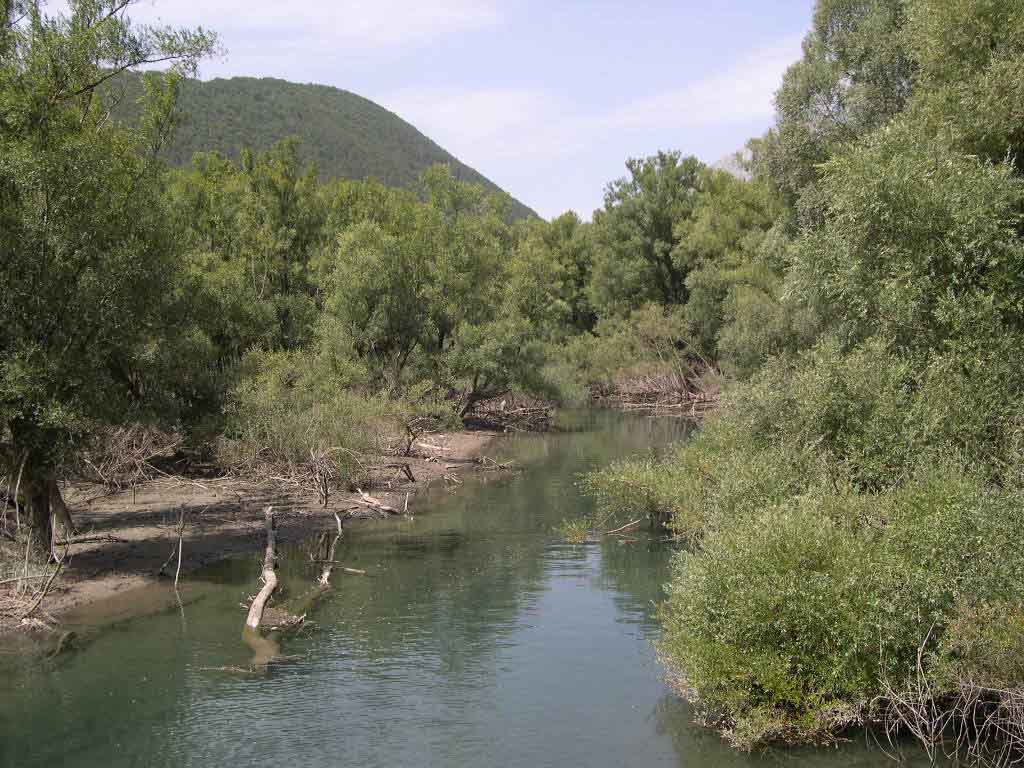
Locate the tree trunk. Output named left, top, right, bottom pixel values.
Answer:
left=461, top=374, right=483, bottom=418
left=460, top=391, right=481, bottom=418
left=8, top=419, right=75, bottom=559
left=19, top=464, right=53, bottom=558
left=48, top=476, right=75, bottom=541
left=245, top=507, right=277, bottom=630
left=12, top=457, right=74, bottom=559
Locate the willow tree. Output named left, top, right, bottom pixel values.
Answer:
left=588, top=152, right=705, bottom=317
left=0, top=1, right=215, bottom=554
left=767, top=0, right=914, bottom=201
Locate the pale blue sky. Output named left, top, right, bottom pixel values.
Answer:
left=128, top=1, right=815, bottom=218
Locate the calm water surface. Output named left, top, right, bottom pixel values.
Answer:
left=1, top=411, right=909, bottom=767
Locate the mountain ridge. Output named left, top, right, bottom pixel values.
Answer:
left=114, top=74, right=537, bottom=219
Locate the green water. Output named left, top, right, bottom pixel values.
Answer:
left=1, top=411, right=910, bottom=767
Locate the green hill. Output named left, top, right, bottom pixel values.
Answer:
left=114, top=75, right=537, bottom=219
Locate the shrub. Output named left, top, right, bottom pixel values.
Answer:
left=659, top=467, right=1024, bottom=748
left=220, top=349, right=392, bottom=484
left=544, top=303, right=695, bottom=401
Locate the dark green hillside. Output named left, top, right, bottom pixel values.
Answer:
left=114, top=75, right=536, bottom=219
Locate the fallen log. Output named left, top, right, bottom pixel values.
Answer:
left=382, top=463, right=416, bottom=482
left=415, top=441, right=448, bottom=452
left=312, top=561, right=367, bottom=576
left=54, top=534, right=128, bottom=546
left=355, top=489, right=398, bottom=515
left=478, top=456, right=514, bottom=471
left=0, top=574, right=47, bottom=587
left=20, top=560, right=63, bottom=620
left=604, top=518, right=644, bottom=535
left=244, top=506, right=277, bottom=630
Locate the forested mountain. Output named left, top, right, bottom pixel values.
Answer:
left=111, top=74, right=537, bottom=220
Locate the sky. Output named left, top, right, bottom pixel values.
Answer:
left=124, top=0, right=815, bottom=219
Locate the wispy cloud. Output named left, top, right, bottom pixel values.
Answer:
left=125, top=0, right=501, bottom=53
left=383, top=86, right=586, bottom=161
left=85, top=1, right=807, bottom=218
left=388, top=35, right=801, bottom=155
left=604, top=36, right=801, bottom=130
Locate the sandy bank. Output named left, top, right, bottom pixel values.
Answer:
left=0, top=430, right=501, bottom=636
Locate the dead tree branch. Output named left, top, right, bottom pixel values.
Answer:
left=244, top=506, right=277, bottom=630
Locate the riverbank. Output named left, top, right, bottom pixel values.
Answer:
left=0, top=430, right=500, bottom=637
left=1, top=411, right=733, bottom=768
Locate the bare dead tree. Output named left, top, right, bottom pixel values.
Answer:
left=244, top=507, right=277, bottom=630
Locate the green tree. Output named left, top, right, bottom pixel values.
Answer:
left=588, top=0, right=1024, bottom=751
left=589, top=152, right=705, bottom=316
left=536, top=211, right=596, bottom=335
left=905, top=0, right=1024, bottom=170
left=315, top=165, right=553, bottom=414
left=789, top=120, right=1024, bottom=354
left=416, top=164, right=510, bottom=361
left=677, top=167, right=782, bottom=359
left=323, top=218, right=429, bottom=388
left=448, top=225, right=563, bottom=413
left=767, top=0, right=912, bottom=200
left=235, top=139, right=325, bottom=349
left=0, top=1, right=214, bottom=553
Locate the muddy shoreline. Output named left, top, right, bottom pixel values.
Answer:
left=0, top=430, right=500, bottom=637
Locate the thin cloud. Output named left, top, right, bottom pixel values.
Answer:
left=605, top=36, right=802, bottom=130
left=124, top=0, right=501, bottom=52
left=383, top=35, right=802, bottom=217
left=383, top=86, right=586, bottom=161
left=388, top=35, right=800, bottom=160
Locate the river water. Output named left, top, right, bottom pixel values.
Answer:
left=1, top=411, right=910, bottom=767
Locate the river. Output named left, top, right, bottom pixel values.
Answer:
left=1, top=411, right=914, bottom=767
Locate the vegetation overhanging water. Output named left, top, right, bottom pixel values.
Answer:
left=0, top=412, right=918, bottom=768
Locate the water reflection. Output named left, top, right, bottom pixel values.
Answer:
left=0, top=411, right=908, bottom=768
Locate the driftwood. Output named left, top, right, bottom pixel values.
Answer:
left=244, top=507, right=277, bottom=630
left=21, top=555, right=65, bottom=619
left=313, top=561, right=367, bottom=576
left=355, top=489, right=398, bottom=515
left=415, top=441, right=448, bottom=453
left=55, top=534, right=127, bottom=546
left=400, top=416, right=439, bottom=457
left=157, top=507, right=187, bottom=585
left=317, top=512, right=344, bottom=587
left=173, top=511, right=185, bottom=589
left=592, top=370, right=720, bottom=419
left=215, top=441, right=371, bottom=505
left=604, top=518, right=643, bottom=535
left=463, top=396, right=553, bottom=432
left=876, top=625, right=1024, bottom=768
left=387, top=463, right=415, bottom=483
left=0, top=574, right=47, bottom=586
left=478, top=456, right=514, bottom=472
left=75, top=424, right=182, bottom=491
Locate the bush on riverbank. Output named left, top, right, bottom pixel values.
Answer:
left=580, top=0, right=1024, bottom=756
left=217, top=348, right=466, bottom=487
left=658, top=465, right=1024, bottom=748
left=218, top=349, right=391, bottom=481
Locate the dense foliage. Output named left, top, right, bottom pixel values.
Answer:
left=580, top=0, right=1024, bottom=757
left=0, top=1, right=552, bottom=554
left=0, top=0, right=216, bottom=551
